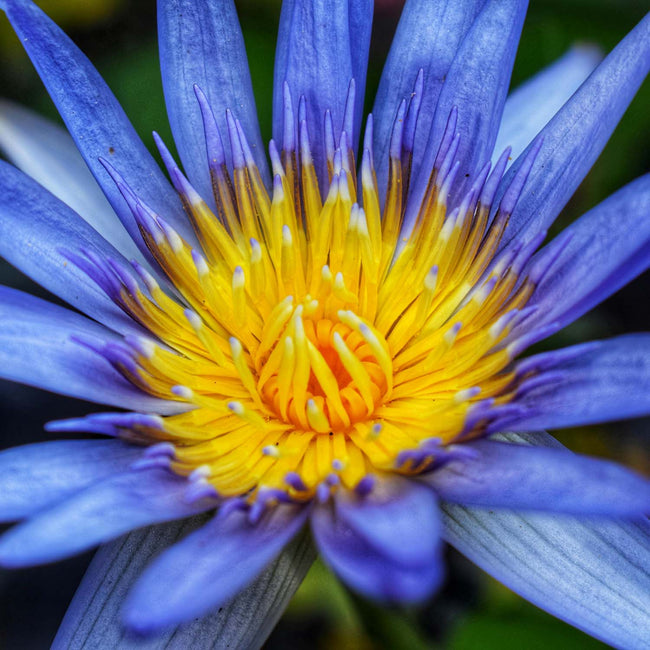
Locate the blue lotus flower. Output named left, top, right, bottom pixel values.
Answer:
left=0, top=0, right=649, bottom=646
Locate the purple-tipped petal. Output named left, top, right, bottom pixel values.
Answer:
left=0, top=440, right=143, bottom=522
left=45, top=412, right=165, bottom=438
left=0, top=100, right=142, bottom=262
left=0, top=468, right=214, bottom=567
left=515, top=173, right=650, bottom=335
left=53, top=520, right=315, bottom=649
left=157, top=0, right=268, bottom=199
left=3, top=0, right=198, bottom=262
left=408, top=0, right=528, bottom=217
left=499, top=335, right=650, bottom=431
left=442, top=431, right=650, bottom=649
left=0, top=161, right=146, bottom=335
left=273, top=0, right=373, bottom=182
left=311, top=477, right=443, bottom=603
left=498, top=12, right=650, bottom=250
left=335, top=477, right=441, bottom=567
left=494, top=45, right=602, bottom=165
left=426, top=439, right=650, bottom=516
left=122, top=504, right=309, bottom=634
left=373, top=0, right=483, bottom=198
left=0, top=285, right=176, bottom=413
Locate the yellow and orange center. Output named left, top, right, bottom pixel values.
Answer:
left=258, top=312, right=389, bottom=433
left=83, top=116, right=533, bottom=503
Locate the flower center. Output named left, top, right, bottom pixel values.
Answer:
left=70, top=92, right=539, bottom=505
left=256, top=306, right=391, bottom=433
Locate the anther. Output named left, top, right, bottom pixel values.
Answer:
left=306, top=399, right=331, bottom=433
left=232, top=266, right=246, bottom=325
left=444, top=322, right=462, bottom=346
left=425, top=266, right=438, bottom=292
left=316, top=482, right=332, bottom=504
left=367, top=423, right=383, bottom=440
left=157, top=217, right=184, bottom=254
left=262, top=445, right=281, bottom=458
left=227, top=400, right=267, bottom=427
left=355, top=475, right=376, bottom=497
left=171, top=385, right=194, bottom=400
left=189, top=465, right=212, bottom=482
left=143, top=442, right=176, bottom=458
left=454, top=387, right=481, bottom=403
left=333, top=272, right=357, bottom=303
left=332, top=332, right=375, bottom=412
left=230, top=337, right=263, bottom=407
left=250, top=238, right=262, bottom=264
left=285, top=472, right=309, bottom=492
left=192, top=249, right=210, bottom=277
left=126, top=335, right=157, bottom=359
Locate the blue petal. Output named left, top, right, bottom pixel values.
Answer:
left=407, top=0, right=528, bottom=219
left=498, top=12, right=650, bottom=249
left=0, top=285, right=175, bottom=412
left=54, top=519, right=315, bottom=649
left=122, top=504, right=309, bottom=634
left=0, top=440, right=142, bottom=522
left=0, top=161, right=146, bottom=335
left=425, top=439, right=650, bottom=516
left=273, top=0, right=373, bottom=180
left=499, top=335, right=650, bottom=431
left=494, top=45, right=602, bottom=166
left=442, top=433, right=650, bottom=649
left=372, top=0, right=483, bottom=198
left=311, top=477, right=443, bottom=603
left=158, top=0, right=268, bottom=200
left=347, top=0, right=373, bottom=137
left=0, top=100, right=142, bottom=262
left=3, top=0, right=198, bottom=260
left=0, top=467, right=213, bottom=567
left=515, top=173, right=650, bottom=335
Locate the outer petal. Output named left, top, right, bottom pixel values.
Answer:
left=442, top=432, right=650, bottom=649
left=0, top=160, right=142, bottom=335
left=497, top=335, right=650, bottom=431
left=311, top=477, right=443, bottom=603
left=273, top=0, right=373, bottom=180
left=53, top=519, right=315, bottom=649
left=515, top=173, right=650, bottom=335
left=2, top=0, right=198, bottom=261
left=498, top=12, right=650, bottom=249
left=0, top=101, right=142, bottom=261
left=122, top=504, right=309, bottom=633
left=407, top=0, right=528, bottom=222
left=0, top=285, right=175, bottom=412
left=372, top=0, right=484, bottom=196
left=0, top=440, right=142, bottom=522
left=425, top=439, right=650, bottom=516
left=494, top=46, right=602, bottom=165
left=157, top=0, right=269, bottom=200
left=347, top=0, right=373, bottom=130
left=0, top=468, right=213, bottom=567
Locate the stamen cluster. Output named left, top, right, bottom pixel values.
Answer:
left=71, top=83, right=546, bottom=503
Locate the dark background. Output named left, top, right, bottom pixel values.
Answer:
left=0, top=0, right=649, bottom=647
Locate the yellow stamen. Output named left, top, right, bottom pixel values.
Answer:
left=90, top=118, right=534, bottom=504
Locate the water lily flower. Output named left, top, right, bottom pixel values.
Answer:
left=0, top=0, right=649, bottom=646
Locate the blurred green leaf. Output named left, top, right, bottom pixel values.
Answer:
left=449, top=611, right=607, bottom=650
left=448, top=577, right=608, bottom=650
